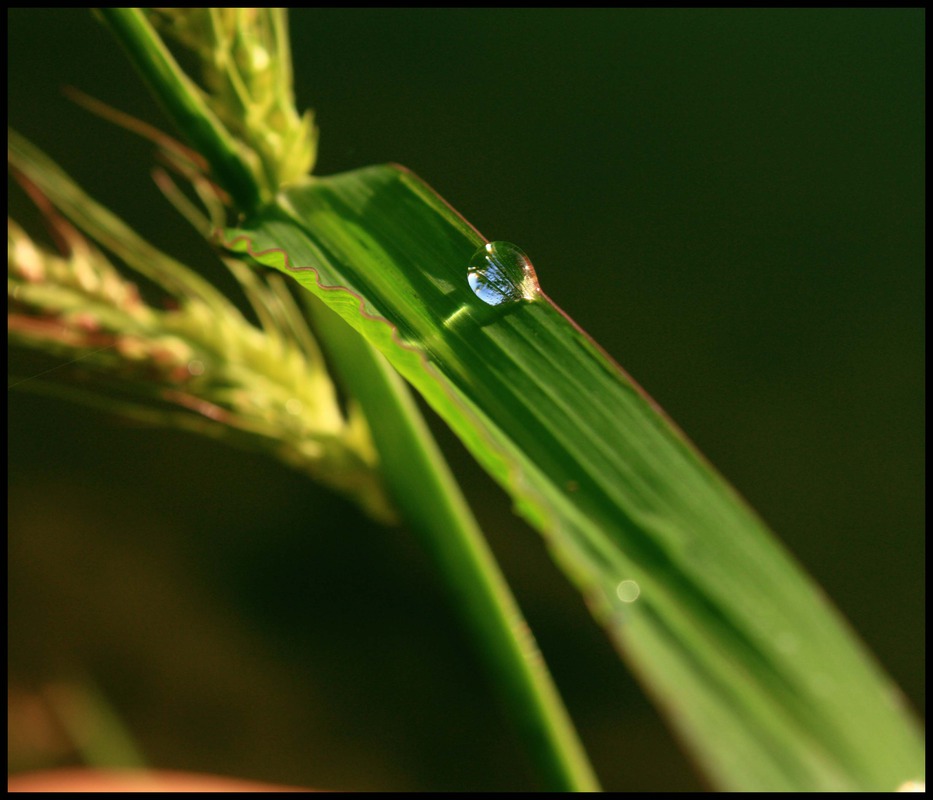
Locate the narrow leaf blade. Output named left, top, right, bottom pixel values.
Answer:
left=223, top=165, right=924, bottom=792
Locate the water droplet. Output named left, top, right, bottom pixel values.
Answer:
left=468, top=242, right=540, bottom=307
left=615, top=579, right=641, bottom=603
left=187, top=359, right=205, bottom=376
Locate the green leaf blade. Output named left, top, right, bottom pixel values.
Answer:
left=223, top=165, right=924, bottom=792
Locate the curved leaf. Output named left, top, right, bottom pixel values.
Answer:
left=222, top=165, right=924, bottom=792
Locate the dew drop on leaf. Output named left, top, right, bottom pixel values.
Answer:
left=467, top=242, right=540, bottom=307
left=615, top=579, right=641, bottom=604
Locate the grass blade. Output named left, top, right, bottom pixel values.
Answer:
left=305, top=295, right=600, bottom=791
left=222, top=165, right=925, bottom=792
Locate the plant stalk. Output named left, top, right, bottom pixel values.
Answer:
left=306, top=295, right=601, bottom=792
left=97, top=8, right=261, bottom=212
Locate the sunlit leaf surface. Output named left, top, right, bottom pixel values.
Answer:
left=223, top=165, right=923, bottom=792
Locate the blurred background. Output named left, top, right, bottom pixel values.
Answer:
left=8, top=8, right=924, bottom=792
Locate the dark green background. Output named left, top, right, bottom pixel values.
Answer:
left=8, top=8, right=924, bottom=792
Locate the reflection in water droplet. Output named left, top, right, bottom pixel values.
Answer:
left=187, top=359, right=205, bottom=376
left=616, top=579, right=641, bottom=603
left=468, top=242, right=540, bottom=307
